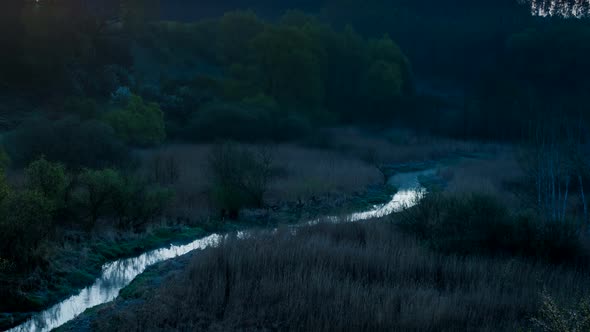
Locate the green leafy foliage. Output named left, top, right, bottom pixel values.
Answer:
left=75, top=168, right=173, bottom=229
left=63, top=97, right=99, bottom=120
left=0, top=170, right=10, bottom=209
left=146, top=11, right=412, bottom=135
left=0, top=190, right=53, bottom=268
left=24, top=157, right=69, bottom=211
left=251, top=25, right=324, bottom=110
left=110, top=176, right=174, bottom=229
left=216, top=11, right=265, bottom=64
left=75, top=168, right=125, bottom=227
left=3, top=117, right=130, bottom=168
left=104, top=94, right=166, bottom=147
left=0, top=146, right=10, bottom=170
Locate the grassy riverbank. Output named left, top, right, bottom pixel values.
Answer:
left=0, top=170, right=403, bottom=331
left=0, top=134, right=484, bottom=331
left=0, top=225, right=207, bottom=330
left=59, top=146, right=590, bottom=332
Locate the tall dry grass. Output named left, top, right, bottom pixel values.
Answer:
left=316, top=127, right=499, bottom=164
left=436, top=148, right=523, bottom=206
left=89, top=221, right=590, bottom=332
left=136, top=143, right=382, bottom=217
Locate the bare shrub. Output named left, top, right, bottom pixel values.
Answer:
left=520, top=120, right=590, bottom=225
left=136, top=144, right=381, bottom=217
left=208, top=142, right=274, bottom=219
left=398, top=192, right=583, bottom=262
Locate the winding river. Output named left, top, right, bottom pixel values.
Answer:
left=7, top=168, right=435, bottom=332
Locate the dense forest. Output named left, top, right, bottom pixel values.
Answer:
left=2, top=0, right=590, bottom=146
left=2, top=1, right=590, bottom=331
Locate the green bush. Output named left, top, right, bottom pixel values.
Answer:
left=110, top=176, right=174, bottom=229
left=104, top=94, right=166, bottom=147
left=398, top=193, right=583, bottom=262
left=186, top=102, right=273, bottom=142
left=185, top=102, right=310, bottom=142
left=75, top=168, right=125, bottom=228
left=0, top=169, right=9, bottom=204
left=0, top=190, right=53, bottom=268
left=3, top=117, right=130, bottom=168
left=0, top=145, right=10, bottom=170
left=24, top=157, right=69, bottom=211
left=75, top=168, right=173, bottom=229
left=63, top=96, right=99, bottom=119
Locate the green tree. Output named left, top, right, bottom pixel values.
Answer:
left=362, top=60, right=404, bottom=110
left=76, top=168, right=123, bottom=227
left=0, top=190, right=53, bottom=268
left=120, top=0, right=161, bottom=33
left=110, top=175, right=173, bottom=229
left=63, top=97, right=99, bottom=119
left=216, top=10, right=266, bottom=64
left=25, top=157, right=69, bottom=210
left=104, top=94, right=166, bottom=146
left=251, top=26, right=324, bottom=111
left=358, top=35, right=411, bottom=120
left=0, top=146, right=10, bottom=170
left=0, top=169, right=10, bottom=206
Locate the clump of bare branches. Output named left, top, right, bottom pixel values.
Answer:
left=208, top=142, right=274, bottom=219
left=521, top=118, right=589, bottom=226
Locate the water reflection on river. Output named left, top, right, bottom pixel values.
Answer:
left=7, top=168, right=434, bottom=332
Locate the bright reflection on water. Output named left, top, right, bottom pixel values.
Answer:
left=308, top=169, right=434, bottom=225
left=7, top=235, right=222, bottom=332
left=7, top=168, right=433, bottom=332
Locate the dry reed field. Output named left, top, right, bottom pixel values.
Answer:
left=79, top=220, right=590, bottom=332
left=136, top=143, right=382, bottom=217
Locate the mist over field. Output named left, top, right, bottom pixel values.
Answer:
left=1, top=1, right=590, bottom=331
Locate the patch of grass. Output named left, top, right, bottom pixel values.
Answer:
left=0, top=225, right=206, bottom=330
left=345, top=184, right=398, bottom=212
left=119, top=268, right=160, bottom=300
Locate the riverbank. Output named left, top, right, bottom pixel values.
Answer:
left=2, top=133, right=487, bottom=331
left=0, top=172, right=405, bottom=331
left=0, top=225, right=207, bottom=330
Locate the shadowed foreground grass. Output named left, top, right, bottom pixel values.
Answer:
left=81, top=221, right=590, bottom=332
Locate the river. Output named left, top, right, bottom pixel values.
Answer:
left=7, top=168, right=435, bottom=332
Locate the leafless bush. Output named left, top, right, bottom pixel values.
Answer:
left=520, top=120, right=590, bottom=225
left=135, top=144, right=381, bottom=218
left=208, top=142, right=274, bottom=219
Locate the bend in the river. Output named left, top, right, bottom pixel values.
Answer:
left=7, top=168, right=436, bottom=332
